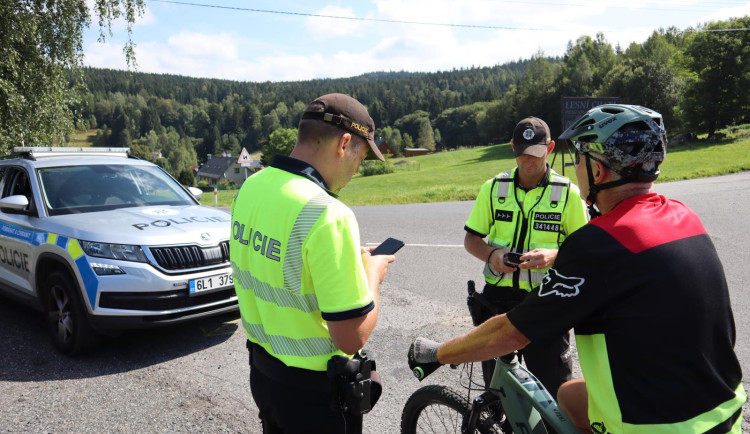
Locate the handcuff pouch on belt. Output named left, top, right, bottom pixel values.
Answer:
left=327, top=351, right=382, bottom=415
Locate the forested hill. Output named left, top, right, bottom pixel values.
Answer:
left=83, top=58, right=540, bottom=126
left=76, top=16, right=750, bottom=184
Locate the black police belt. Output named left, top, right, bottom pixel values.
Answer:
left=247, top=340, right=330, bottom=390
left=247, top=340, right=382, bottom=415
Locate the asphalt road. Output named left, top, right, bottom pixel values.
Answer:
left=1, top=172, right=748, bottom=433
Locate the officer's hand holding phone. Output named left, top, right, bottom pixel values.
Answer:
left=363, top=238, right=401, bottom=285
left=503, top=251, right=523, bottom=268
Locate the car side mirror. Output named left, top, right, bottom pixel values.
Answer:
left=0, top=195, right=30, bottom=213
left=188, top=186, right=203, bottom=201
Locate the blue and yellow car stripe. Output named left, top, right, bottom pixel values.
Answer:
left=1, top=222, right=99, bottom=308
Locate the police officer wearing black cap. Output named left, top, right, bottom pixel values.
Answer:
left=462, top=116, right=588, bottom=398
left=230, top=93, right=395, bottom=433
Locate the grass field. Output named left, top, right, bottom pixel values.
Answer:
left=201, top=123, right=750, bottom=208
left=67, top=130, right=96, bottom=147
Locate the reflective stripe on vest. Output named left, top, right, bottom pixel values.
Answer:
left=497, top=171, right=567, bottom=204
left=242, top=318, right=336, bottom=357
left=232, top=262, right=320, bottom=313
left=282, top=192, right=335, bottom=295
left=549, top=174, right=567, bottom=203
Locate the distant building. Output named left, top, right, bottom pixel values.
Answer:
left=375, top=139, right=395, bottom=157
left=196, top=153, right=261, bottom=187
left=404, top=147, right=429, bottom=157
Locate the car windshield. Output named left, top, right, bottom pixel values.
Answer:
left=38, top=164, right=196, bottom=216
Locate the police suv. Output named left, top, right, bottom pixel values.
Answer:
left=0, top=147, right=237, bottom=355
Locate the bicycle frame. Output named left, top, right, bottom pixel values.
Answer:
left=406, top=281, right=580, bottom=434
left=466, top=355, right=578, bottom=434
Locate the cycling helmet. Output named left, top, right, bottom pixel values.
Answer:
left=559, top=104, right=667, bottom=216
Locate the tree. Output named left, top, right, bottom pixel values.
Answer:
left=178, top=168, right=196, bottom=186
left=679, top=17, right=750, bottom=136
left=128, top=142, right=151, bottom=160
left=260, top=127, right=297, bottom=165
left=403, top=133, right=414, bottom=149
left=514, top=51, right=563, bottom=136
left=394, top=111, right=433, bottom=149
left=109, top=105, right=129, bottom=146
left=0, top=0, right=145, bottom=153
left=480, top=87, right=518, bottom=144
left=601, top=30, right=684, bottom=131
left=558, top=33, right=618, bottom=98
left=433, top=102, right=491, bottom=147
left=415, top=120, right=435, bottom=150
left=377, top=126, right=403, bottom=156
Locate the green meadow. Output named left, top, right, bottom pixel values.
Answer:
left=203, top=124, right=750, bottom=208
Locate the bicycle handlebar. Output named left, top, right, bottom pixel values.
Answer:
left=407, top=281, right=500, bottom=382
left=407, top=341, right=442, bottom=381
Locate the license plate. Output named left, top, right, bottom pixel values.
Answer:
left=189, top=273, right=233, bottom=295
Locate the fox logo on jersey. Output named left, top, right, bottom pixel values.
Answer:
left=539, top=268, right=584, bottom=298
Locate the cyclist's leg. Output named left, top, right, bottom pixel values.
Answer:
left=557, top=378, right=592, bottom=433
left=520, top=330, right=572, bottom=398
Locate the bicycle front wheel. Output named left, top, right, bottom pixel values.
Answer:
left=402, top=385, right=507, bottom=434
left=401, top=385, right=470, bottom=434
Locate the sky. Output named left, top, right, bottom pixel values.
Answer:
left=82, top=0, right=750, bottom=83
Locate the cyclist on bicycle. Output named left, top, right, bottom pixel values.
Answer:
left=410, top=104, right=745, bottom=433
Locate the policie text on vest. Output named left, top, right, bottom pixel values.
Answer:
left=233, top=221, right=281, bottom=262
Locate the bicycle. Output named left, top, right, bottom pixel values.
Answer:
left=402, top=281, right=579, bottom=434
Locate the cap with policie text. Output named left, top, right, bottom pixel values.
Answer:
left=301, top=93, right=385, bottom=161
left=512, top=117, right=551, bottom=158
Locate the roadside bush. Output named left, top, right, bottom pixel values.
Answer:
left=359, top=160, right=394, bottom=177
left=178, top=169, right=196, bottom=186
left=217, top=179, right=237, bottom=190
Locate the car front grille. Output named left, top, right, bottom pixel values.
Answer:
left=149, top=241, right=229, bottom=270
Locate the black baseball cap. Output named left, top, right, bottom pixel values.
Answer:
left=301, top=93, right=384, bottom=161
left=512, top=117, right=551, bottom=157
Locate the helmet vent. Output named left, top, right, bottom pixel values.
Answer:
left=602, top=107, right=624, bottom=115
left=621, top=121, right=651, bottom=132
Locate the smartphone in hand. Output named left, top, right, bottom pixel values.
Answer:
left=503, top=252, right=523, bottom=267
left=371, top=237, right=404, bottom=255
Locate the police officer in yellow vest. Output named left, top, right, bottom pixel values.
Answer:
left=230, top=93, right=395, bottom=434
left=464, top=116, right=588, bottom=397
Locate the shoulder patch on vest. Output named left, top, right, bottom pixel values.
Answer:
left=495, top=210, right=513, bottom=222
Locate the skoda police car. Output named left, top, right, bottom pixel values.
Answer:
left=0, top=147, right=237, bottom=354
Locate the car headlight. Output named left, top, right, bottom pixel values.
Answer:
left=81, top=241, right=147, bottom=262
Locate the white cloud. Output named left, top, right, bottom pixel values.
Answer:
left=305, top=6, right=360, bottom=38
left=167, top=31, right=239, bottom=60
left=700, top=2, right=750, bottom=24
left=82, top=0, right=750, bottom=82
left=83, top=41, right=129, bottom=70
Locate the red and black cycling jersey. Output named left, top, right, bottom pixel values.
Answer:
left=507, top=193, right=744, bottom=431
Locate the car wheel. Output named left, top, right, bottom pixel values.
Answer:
left=45, top=271, right=98, bottom=355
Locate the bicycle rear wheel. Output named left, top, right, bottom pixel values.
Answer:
left=401, top=385, right=505, bottom=434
